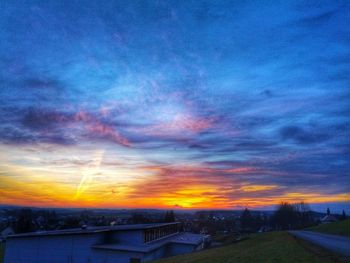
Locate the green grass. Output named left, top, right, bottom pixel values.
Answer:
left=153, top=231, right=350, bottom=263
left=0, top=242, right=4, bottom=263
left=212, top=233, right=243, bottom=245
left=307, top=220, right=350, bottom=237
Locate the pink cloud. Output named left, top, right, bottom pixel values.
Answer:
left=142, top=114, right=215, bottom=136
left=73, top=111, right=130, bottom=146
left=87, top=122, right=130, bottom=146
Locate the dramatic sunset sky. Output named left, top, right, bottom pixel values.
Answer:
left=1, top=0, right=349, bottom=212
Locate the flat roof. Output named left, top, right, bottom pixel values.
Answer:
left=8, top=222, right=180, bottom=239
left=92, top=232, right=204, bottom=253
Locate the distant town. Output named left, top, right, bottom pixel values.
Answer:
left=0, top=203, right=347, bottom=240
left=0, top=203, right=348, bottom=263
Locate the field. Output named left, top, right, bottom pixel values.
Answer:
left=153, top=231, right=350, bottom=263
left=307, top=220, right=350, bottom=237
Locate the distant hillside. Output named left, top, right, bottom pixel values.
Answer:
left=307, top=220, right=350, bottom=237
left=153, top=231, right=349, bottom=263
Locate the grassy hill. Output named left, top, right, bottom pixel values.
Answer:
left=307, top=220, right=350, bottom=237
left=0, top=242, right=4, bottom=263
left=153, top=231, right=350, bottom=263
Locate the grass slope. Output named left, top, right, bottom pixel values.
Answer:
left=0, top=242, right=4, bottom=263
left=153, top=231, right=349, bottom=263
left=307, top=220, right=350, bottom=237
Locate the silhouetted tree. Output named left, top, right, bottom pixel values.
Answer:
left=272, top=202, right=297, bottom=230
left=294, top=202, right=314, bottom=228
left=327, top=207, right=330, bottom=215
left=341, top=210, right=347, bottom=220
left=164, top=210, right=175, bottom=222
left=253, top=214, right=264, bottom=230
left=272, top=202, right=315, bottom=230
left=170, top=210, right=175, bottom=221
left=15, top=209, right=36, bottom=233
left=240, top=208, right=254, bottom=232
left=131, top=213, right=149, bottom=224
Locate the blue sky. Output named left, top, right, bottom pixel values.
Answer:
left=0, top=0, right=349, bottom=212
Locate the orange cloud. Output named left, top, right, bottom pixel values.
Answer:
left=1, top=157, right=349, bottom=209
left=240, top=185, right=278, bottom=192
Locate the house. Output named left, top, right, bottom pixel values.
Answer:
left=4, top=222, right=209, bottom=263
left=320, top=214, right=338, bottom=224
left=0, top=226, right=14, bottom=241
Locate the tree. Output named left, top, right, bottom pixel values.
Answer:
left=15, top=209, right=36, bottom=233
left=63, top=216, right=80, bottom=229
left=131, top=213, right=149, bottom=224
left=271, top=202, right=315, bottom=230
left=253, top=214, right=264, bottom=230
left=341, top=210, right=347, bottom=220
left=327, top=208, right=330, bottom=215
left=272, top=202, right=297, bottom=230
left=169, top=210, right=175, bottom=222
left=240, top=208, right=254, bottom=232
left=164, top=210, right=175, bottom=222
left=294, top=202, right=313, bottom=228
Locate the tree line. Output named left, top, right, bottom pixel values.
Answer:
left=240, top=202, right=348, bottom=232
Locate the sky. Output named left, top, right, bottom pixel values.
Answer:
left=0, top=0, right=349, bottom=213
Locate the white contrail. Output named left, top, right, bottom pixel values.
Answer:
left=74, top=150, right=104, bottom=199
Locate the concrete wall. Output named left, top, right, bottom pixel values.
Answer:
left=109, top=230, right=143, bottom=244
left=143, top=243, right=200, bottom=262
left=143, top=245, right=168, bottom=262
left=4, top=230, right=203, bottom=263
left=91, top=249, right=144, bottom=263
left=168, top=243, right=197, bottom=257
left=4, top=233, right=105, bottom=263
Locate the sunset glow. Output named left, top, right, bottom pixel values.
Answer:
left=1, top=1, right=349, bottom=212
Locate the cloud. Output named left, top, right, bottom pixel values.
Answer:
left=23, top=77, right=63, bottom=90
left=0, top=0, right=349, bottom=209
left=22, top=108, right=70, bottom=130
left=294, top=6, right=343, bottom=27
left=140, top=114, right=215, bottom=137
left=121, top=164, right=349, bottom=209
left=0, top=126, right=36, bottom=144
left=0, top=107, right=130, bottom=146
left=279, top=125, right=330, bottom=144
left=86, top=121, right=130, bottom=146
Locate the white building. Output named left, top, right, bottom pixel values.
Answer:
left=1, top=226, right=14, bottom=241
left=320, top=214, right=338, bottom=224
left=4, top=222, right=208, bottom=263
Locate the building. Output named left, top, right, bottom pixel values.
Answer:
left=320, top=214, right=338, bottom=224
left=1, top=226, right=14, bottom=242
left=4, top=222, right=209, bottom=263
